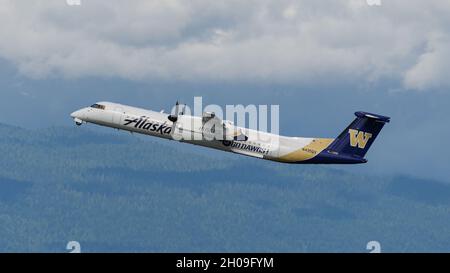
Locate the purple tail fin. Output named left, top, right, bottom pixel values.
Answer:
left=326, top=111, right=390, bottom=159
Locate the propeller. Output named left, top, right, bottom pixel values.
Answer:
left=168, top=101, right=179, bottom=122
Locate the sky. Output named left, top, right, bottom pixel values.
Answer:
left=0, top=0, right=449, bottom=181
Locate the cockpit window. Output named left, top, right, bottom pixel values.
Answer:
left=91, top=104, right=106, bottom=110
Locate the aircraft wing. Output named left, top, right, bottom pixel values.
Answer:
left=201, top=112, right=247, bottom=141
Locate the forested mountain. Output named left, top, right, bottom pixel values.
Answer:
left=0, top=123, right=449, bottom=252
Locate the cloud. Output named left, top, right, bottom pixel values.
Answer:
left=0, top=0, right=449, bottom=91
left=403, top=32, right=450, bottom=91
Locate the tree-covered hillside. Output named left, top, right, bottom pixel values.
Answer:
left=0, top=123, right=449, bottom=252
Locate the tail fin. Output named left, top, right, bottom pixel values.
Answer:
left=327, top=111, right=390, bottom=160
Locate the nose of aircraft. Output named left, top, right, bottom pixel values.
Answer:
left=71, top=109, right=85, bottom=119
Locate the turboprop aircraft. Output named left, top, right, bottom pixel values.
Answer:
left=70, top=102, right=390, bottom=164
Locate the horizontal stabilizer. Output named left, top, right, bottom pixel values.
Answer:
left=355, top=111, right=390, bottom=123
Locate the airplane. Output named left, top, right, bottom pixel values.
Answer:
left=70, top=102, right=390, bottom=164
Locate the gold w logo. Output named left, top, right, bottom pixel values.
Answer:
left=349, top=129, right=372, bottom=149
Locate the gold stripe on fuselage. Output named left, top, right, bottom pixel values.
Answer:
left=277, top=138, right=334, bottom=162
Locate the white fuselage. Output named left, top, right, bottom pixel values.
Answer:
left=71, top=102, right=334, bottom=163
